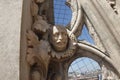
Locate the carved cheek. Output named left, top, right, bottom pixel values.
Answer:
left=62, top=34, right=68, bottom=42
left=64, top=35, right=68, bottom=40
left=52, top=36, right=58, bottom=43
left=61, top=32, right=67, bottom=39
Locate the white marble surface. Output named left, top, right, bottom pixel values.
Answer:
left=0, top=0, right=23, bottom=80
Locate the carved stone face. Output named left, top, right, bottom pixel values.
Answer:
left=50, top=25, right=68, bottom=52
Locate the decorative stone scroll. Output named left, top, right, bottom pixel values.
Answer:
left=106, top=0, right=118, bottom=14
left=102, top=64, right=119, bottom=79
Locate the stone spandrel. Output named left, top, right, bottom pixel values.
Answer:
left=0, top=0, right=23, bottom=80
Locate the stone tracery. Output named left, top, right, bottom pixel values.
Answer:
left=25, top=0, right=120, bottom=80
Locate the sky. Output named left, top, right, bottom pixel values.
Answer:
left=53, top=0, right=101, bottom=74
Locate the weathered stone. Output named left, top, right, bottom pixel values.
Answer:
left=1, top=0, right=120, bottom=80
left=25, top=0, right=120, bottom=79
left=0, top=0, right=23, bottom=80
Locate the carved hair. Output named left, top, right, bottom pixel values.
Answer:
left=48, top=25, right=67, bottom=36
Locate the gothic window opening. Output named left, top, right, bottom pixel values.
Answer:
left=68, top=57, right=102, bottom=80
left=53, top=0, right=72, bottom=26
left=78, top=25, right=95, bottom=44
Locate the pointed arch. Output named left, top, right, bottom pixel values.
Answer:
left=67, top=0, right=120, bottom=77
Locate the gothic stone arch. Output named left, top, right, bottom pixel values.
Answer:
left=62, top=42, right=119, bottom=79
left=67, top=0, right=120, bottom=79
left=20, top=0, right=120, bottom=80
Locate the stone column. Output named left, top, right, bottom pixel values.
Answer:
left=0, top=0, right=23, bottom=80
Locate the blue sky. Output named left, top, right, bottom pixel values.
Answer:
left=53, top=0, right=101, bottom=74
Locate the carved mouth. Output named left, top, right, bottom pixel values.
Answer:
left=57, top=42, right=66, bottom=45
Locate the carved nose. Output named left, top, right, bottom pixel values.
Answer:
left=57, top=35, right=63, bottom=43
left=58, top=34, right=62, bottom=40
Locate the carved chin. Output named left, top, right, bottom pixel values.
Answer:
left=53, top=45, right=67, bottom=52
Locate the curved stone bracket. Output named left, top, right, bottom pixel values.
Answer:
left=62, top=42, right=119, bottom=79
left=66, top=0, right=84, bottom=37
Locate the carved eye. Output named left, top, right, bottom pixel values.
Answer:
left=61, top=32, right=67, bottom=37
left=53, top=33, right=59, bottom=38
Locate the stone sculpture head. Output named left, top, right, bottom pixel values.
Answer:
left=49, top=25, right=68, bottom=52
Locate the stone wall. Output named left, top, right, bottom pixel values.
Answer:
left=0, top=0, right=23, bottom=80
